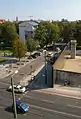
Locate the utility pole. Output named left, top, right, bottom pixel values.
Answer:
left=30, top=65, right=33, bottom=80
left=11, top=76, right=17, bottom=118
left=44, top=50, right=47, bottom=84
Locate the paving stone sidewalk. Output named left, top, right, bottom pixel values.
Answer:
left=37, top=85, right=81, bottom=99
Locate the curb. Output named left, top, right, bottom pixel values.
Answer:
left=37, top=89, right=81, bottom=99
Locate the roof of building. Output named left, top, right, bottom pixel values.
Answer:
left=0, top=19, right=6, bottom=23
left=55, top=55, right=81, bottom=73
left=19, top=20, right=38, bottom=27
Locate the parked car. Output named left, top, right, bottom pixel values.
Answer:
left=49, top=52, right=60, bottom=64
left=46, top=52, right=53, bottom=58
left=28, top=55, right=33, bottom=59
left=12, top=100, right=29, bottom=113
left=31, top=52, right=41, bottom=58
left=7, top=85, right=26, bottom=93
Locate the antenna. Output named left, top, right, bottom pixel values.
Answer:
left=28, top=16, right=33, bottom=20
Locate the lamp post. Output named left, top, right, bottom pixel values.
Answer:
left=11, top=70, right=18, bottom=118
left=44, top=50, right=47, bottom=84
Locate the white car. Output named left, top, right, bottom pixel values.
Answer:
left=7, top=85, right=26, bottom=93
left=46, top=52, right=54, bottom=58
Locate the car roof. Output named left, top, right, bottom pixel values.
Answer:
left=16, top=101, right=29, bottom=109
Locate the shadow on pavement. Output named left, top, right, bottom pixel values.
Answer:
left=5, top=106, right=13, bottom=113
left=26, top=63, right=53, bottom=91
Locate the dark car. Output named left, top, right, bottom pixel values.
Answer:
left=49, top=52, right=60, bottom=64
left=12, top=101, right=29, bottom=113
left=31, top=52, right=41, bottom=58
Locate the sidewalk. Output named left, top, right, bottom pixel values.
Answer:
left=20, top=64, right=44, bottom=86
left=37, top=85, right=81, bottom=99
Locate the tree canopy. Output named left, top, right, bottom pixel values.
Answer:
left=26, top=37, right=37, bottom=52
left=13, top=37, right=27, bottom=61
left=0, top=22, right=18, bottom=50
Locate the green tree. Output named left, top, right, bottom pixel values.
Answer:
left=1, top=22, right=18, bottom=49
left=35, top=21, right=60, bottom=48
left=13, top=38, right=27, bottom=61
left=26, top=37, right=37, bottom=53
left=35, top=22, right=47, bottom=48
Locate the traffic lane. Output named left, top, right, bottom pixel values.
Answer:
left=28, top=105, right=80, bottom=119
left=26, top=91, right=81, bottom=107
left=0, top=107, right=40, bottom=119
left=0, top=55, right=44, bottom=84
left=0, top=105, right=78, bottom=119
left=13, top=55, right=44, bottom=84
left=20, top=93, right=81, bottom=117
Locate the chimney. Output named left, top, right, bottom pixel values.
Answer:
left=71, top=40, right=76, bottom=59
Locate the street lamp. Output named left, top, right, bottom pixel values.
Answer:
left=44, top=50, right=47, bottom=84
left=11, top=70, right=18, bottom=118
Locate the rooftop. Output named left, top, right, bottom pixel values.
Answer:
left=59, top=55, right=81, bottom=73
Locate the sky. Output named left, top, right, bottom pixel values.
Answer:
left=0, top=0, right=81, bottom=21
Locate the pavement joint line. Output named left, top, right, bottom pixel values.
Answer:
left=17, top=94, right=81, bottom=109
left=67, top=104, right=81, bottom=109
left=28, top=104, right=81, bottom=119
left=36, top=90, right=81, bottom=99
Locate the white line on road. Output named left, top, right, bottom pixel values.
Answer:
left=0, top=81, right=10, bottom=86
left=68, top=104, right=81, bottom=109
left=29, top=104, right=81, bottom=119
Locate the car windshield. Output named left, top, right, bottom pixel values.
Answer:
left=20, top=103, right=26, bottom=108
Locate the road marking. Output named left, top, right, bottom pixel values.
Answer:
left=68, top=104, right=81, bottom=109
left=0, top=106, right=5, bottom=109
left=18, top=94, right=56, bottom=104
left=29, top=104, right=81, bottom=119
left=0, top=81, right=10, bottom=86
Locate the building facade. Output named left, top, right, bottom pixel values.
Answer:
left=19, top=20, right=38, bottom=43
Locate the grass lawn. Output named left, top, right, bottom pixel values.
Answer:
left=0, top=50, right=12, bottom=54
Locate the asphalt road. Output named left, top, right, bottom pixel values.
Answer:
left=0, top=54, right=81, bottom=119
left=0, top=55, right=44, bottom=84
left=0, top=81, right=81, bottom=119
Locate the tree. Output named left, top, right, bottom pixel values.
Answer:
left=35, top=21, right=60, bottom=48
left=35, top=22, right=47, bottom=48
left=1, top=22, right=18, bottom=49
left=13, top=38, right=27, bottom=61
left=26, top=37, right=37, bottom=53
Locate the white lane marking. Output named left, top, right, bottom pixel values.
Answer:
left=29, top=104, right=81, bottom=119
left=18, top=94, right=56, bottom=104
left=68, top=104, right=81, bottom=109
left=0, top=82, right=9, bottom=86
left=0, top=106, right=5, bottom=109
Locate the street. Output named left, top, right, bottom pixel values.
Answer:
left=0, top=55, right=44, bottom=84
left=0, top=82, right=81, bottom=119
left=0, top=55, right=81, bottom=119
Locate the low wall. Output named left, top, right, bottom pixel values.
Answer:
left=54, top=43, right=70, bottom=70
left=55, top=70, right=81, bottom=87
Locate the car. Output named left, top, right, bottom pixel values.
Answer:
left=28, top=55, right=33, bottom=59
left=46, top=52, right=53, bottom=58
left=31, top=52, right=41, bottom=58
left=12, top=100, right=29, bottom=113
left=49, top=53, right=60, bottom=64
left=7, top=85, right=26, bottom=93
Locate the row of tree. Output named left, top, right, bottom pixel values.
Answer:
left=35, top=20, right=81, bottom=46
left=0, top=20, right=81, bottom=60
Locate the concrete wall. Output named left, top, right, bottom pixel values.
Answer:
left=53, top=42, right=81, bottom=87
left=55, top=70, right=81, bottom=87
